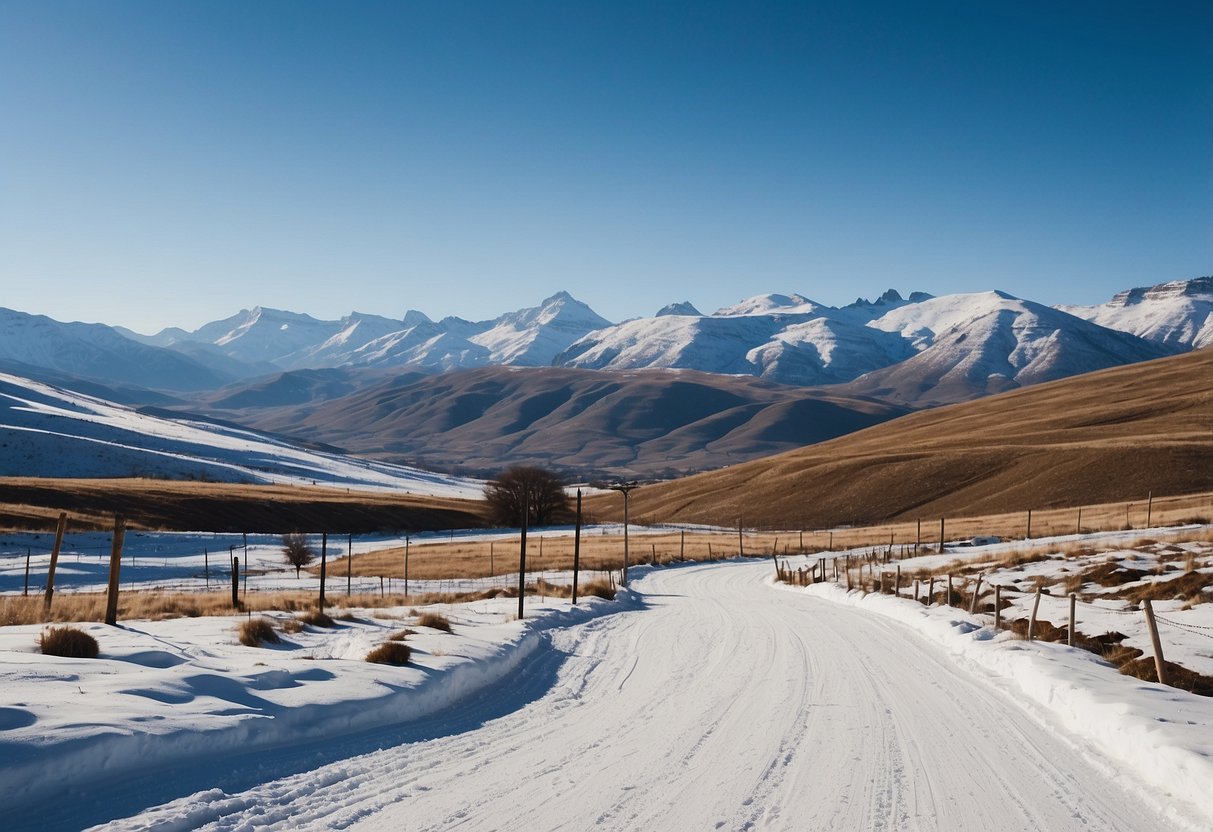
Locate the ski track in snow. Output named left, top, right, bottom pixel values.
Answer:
left=87, top=561, right=1186, bottom=831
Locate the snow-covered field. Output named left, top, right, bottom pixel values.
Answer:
left=3, top=527, right=1212, bottom=830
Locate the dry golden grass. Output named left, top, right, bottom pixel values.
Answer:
left=299, top=610, right=336, bottom=628
left=40, top=624, right=99, bottom=658
left=237, top=617, right=280, bottom=647
left=0, top=477, right=485, bottom=533
left=598, top=349, right=1213, bottom=528
left=415, top=612, right=452, bottom=633
left=365, top=642, right=411, bottom=665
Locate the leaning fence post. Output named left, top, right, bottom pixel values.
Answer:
left=1028, top=588, right=1042, bottom=642
left=104, top=515, right=126, bottom=625
left=969, top=575, right=983, bottom=614
left=1142, top=599, right=1168, bottom=686
left=44, top=511, right=68, bottom=610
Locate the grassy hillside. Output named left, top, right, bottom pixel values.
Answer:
left=0, top=479, right=486, bottom=533
left=603, top=349, right=1213, bottom=528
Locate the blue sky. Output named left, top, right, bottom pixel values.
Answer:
left=1, top=1, right=1209, bottom=332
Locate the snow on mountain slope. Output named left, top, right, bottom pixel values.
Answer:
left=1058, top=276, right=1213, bottom=349
left=280, top=312, right=410, bottom=369
left=849, top=293, right=1175, bottom=405
left=0, top=309, right=232, bottom=392
left=745, top=316, right=914, bottom=385
left=712, top=292, right=822, bottom=316
left=0, top=373, right=480, bottom=495
left=470, top=291, right=612, bottom=366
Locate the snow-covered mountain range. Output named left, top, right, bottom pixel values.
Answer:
left=0, top=277, right=1208, bottom=407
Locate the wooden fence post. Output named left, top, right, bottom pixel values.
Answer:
left=738, top=518, right=744, bottom=557
left=947, top=575, right=954, bottom=606
left=231, top=556, right=240, bottom=608
left=104, top=516, right=126, bottom=625
left=913, top=578, right=920, bottom=603
left=1076, top=506, right=1082, bottom=536
left=1146, top=491, right=1154, bottom=528
left=347, top=533, right=353, bottom=596
left=938, top=517, right=945, bottom=554
left=994, top=584, right=1002, bottom=629
left=1028, top=588, right=1042, bottom=642
left=928, top=576, right=935, bottom=606
left=44, top=511, right=68, bottom=610
left=894, top=565, right=901, bottom=597
left=1068, top=592, right=1076, bottom=646
left=680, top=530, right=686, bottom=561
left=969, top=575, right=983, bottom=614
left=24, top=548, right=31, bottom=596
left=1142, top=599, right=1168, bottom=686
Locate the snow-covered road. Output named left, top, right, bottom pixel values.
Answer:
left=95, top=561, right=1185, bottom=831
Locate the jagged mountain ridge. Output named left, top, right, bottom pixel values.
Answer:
left=2, top=277, right=1206, bottom=407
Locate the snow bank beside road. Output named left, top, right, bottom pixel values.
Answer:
left=0, top=591, right=628, bottom=822
left=793, top=581, right=1213, bottom=825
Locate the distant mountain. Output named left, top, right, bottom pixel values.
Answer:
left=148, top=292, right=611, bottom=374
left=0, top=308, right=236, bottom=392
left=0, top=371, right=481, bottom=495
left=215, top=365, right=909, bottom=478
left=1058, top=276, right=1213, bottom=350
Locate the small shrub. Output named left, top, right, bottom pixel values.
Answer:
left=238, top=618, right=281, bottom=647
left=580, top=580, right=616, bottom=600
left=40, top=625, right=99, bottom=658
left=300, top=610, right=335, bottom=628
left=416, top=612, right=452, bottom=633
left=366, top=642, right=411, bottom=665
left=387, top=629, right=414, bottom=641
left=337, top=612, right=360, bottom=622
left=279, top=618, right=304, bottom=634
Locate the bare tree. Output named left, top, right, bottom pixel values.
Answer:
left=484, top=466, right=570, bottom=527
left=282, top=532, right=315, bottom=578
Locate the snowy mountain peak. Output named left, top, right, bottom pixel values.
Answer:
left=656, top=301, right=703, bottom=317
left=713, top=293, right=820, bottom=317
left=1058, top=275, right=1213, bottom=349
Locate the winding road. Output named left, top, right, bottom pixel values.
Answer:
left=98, top=561, right=1184, bottom=831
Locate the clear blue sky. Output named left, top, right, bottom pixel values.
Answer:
left=1, top=0, right=1209, bottom=332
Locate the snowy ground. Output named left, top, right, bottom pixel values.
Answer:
left=2, top=527, right=1212, bottom=830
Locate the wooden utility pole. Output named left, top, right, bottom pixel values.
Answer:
left=347, top=533, right=353, bottom=596
left=680, top=530, right=685, bottom=561
left=318, top=533, right=328, bottom=609
left=1026, top=509, right=1032, bottom=540
left=737, top=518, right=744, bottom=557
left=916, top=518, right=921, bottom=550
left=572, top=490, right=582, bottom=605
left=24, top=548, right=31, bottom=596
left=204, top=548, right=210, bottom=589
left=938, top=517, right=945, bottom=554
left=517, top=494, right=529, bottom=619
left=404, top=536, right=411, bottom=597
left=104, top=516, right=126, bottom=625
left=1076, top=506, right=1083, bottom=536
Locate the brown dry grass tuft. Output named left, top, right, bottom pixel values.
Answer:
left=366, top=642, right=411, bottom=665
left=300, top=610, right=336, bottom=628
left=40, top=625, right=99, bottom=658
left=278, top=618, right=304, bottom=634
left=387, top=629, right=414, bottom=641
left=416, top=612, right=452, bottom=633
left=238, top=617, right=281, bottom=647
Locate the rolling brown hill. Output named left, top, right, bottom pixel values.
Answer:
left=222, top=366, right=908, bottom=478
left=605, top=348, right=1213, bottom=529
left=0, top=479, right=485, bottom=533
